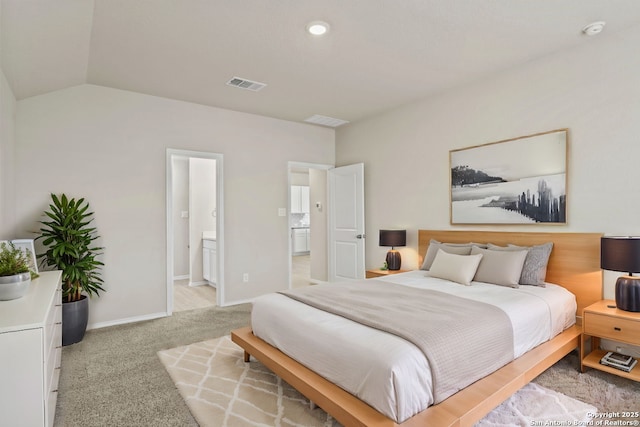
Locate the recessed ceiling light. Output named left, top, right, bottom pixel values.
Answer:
left=306, top=21, right=330, bottom=36
left=582, top=21, right=605, bottom=36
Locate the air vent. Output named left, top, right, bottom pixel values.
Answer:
left=304, top=114, right=349, bottom=128
left=226, top=76, right=267, bottom=91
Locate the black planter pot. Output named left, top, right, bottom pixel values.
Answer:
left=62, top=295, right=89, bottom=346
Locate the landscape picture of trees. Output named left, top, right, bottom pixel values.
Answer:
left=450, top=129, right=567, bottom=224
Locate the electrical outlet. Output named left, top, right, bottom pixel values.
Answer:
left=243, top=273, right=249, bottom=283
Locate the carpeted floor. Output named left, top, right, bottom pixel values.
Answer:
left=54, top=304, right=252, bottom=427
left=55, top=304, right=639, bottom=426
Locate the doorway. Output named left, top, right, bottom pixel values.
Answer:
left=288, top=162, right=332, bottom=288
left=166, top=149, right=224, bottom=314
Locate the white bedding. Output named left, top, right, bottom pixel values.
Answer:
left=251, top=270, right=577, bottom=423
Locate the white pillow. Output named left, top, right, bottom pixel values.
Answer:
left=429, top=249, right=483, bottom=286
left=470, top=246, right=528, bottom=288
left=420, top=239, right=477, bottom=270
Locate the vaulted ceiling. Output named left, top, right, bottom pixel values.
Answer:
left=2, top=0, right=640, bottom=126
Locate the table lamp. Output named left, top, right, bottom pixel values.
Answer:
left=601, top=236, right=640, bottom=312
left=379, top=230, right=406, bottom=271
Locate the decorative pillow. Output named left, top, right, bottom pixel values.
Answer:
left=470, top=246, right=528, bottom=288
left=421, top=239, right=478, bottom=270
left=508, top=243, right=553, bottom=286
left=487, top=242, right=553, bottom=286
left=428, top=249, right=483, bottom=286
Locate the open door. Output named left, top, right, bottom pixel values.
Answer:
left=328, top=163, right=365, bottom=281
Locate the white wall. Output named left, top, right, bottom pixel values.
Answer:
left=171, top=156, right=189, bottom=278
left=309, top=168, right=328, bottom=282
left=0, top=68, right=16, bottom=239
left=290, top=172, right=309, bottom=186
left=189, top=157, right=216, bottom=284
left=14, top=84, right=334, bottom=327
left=336, top=24, right=640, bottom=298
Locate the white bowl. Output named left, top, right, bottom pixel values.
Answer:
left=0, top=273, right=31, bottom=300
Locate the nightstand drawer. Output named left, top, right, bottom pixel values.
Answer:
left=584, top=312, right=640, bottom=344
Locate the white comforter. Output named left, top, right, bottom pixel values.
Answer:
left=251, top=270, right=577, bottom=423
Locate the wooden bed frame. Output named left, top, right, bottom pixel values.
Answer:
left=232, top=230, right=602, bottom=427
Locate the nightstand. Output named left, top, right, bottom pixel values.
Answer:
left=581, top=300, right=640, bottom=382
left=365, top=269, right=410, bottom=278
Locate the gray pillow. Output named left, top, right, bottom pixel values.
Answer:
left=470, top=246, right=528, bottom=288
left=421, top=239, right=475, bottom=270
left=487, top=242, right=553, bottom=286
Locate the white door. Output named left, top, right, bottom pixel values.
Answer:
left=328, top=163, right=365, bottom=281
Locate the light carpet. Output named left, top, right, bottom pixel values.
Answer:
left=158, top=336, right=597, bottom=427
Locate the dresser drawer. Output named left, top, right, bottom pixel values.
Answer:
left=45, top=341, right=61, bottom=393
left=43, top=290, right=62, bottom=349
left=584, top=312, right=640, bottom=344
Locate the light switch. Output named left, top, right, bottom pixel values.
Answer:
left=278, top=208, right=287, bottom=216
left=181, top=211, right=189, bottom=218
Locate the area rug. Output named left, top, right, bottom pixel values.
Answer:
left=158, top=336, right=597, bottom=427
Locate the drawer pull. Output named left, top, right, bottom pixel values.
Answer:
left=614, top=327, right=621, bottom=331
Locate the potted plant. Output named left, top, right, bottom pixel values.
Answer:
left=38, top=193, right=104, bottom=345
left=0, top=242, right=37, bottom=300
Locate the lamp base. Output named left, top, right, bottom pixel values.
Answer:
left=386, top=250, right=401, bottom=271
left=615, top=276, right=640, bottom=312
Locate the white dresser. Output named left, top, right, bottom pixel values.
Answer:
left=0, top=271, right=62, bottom=427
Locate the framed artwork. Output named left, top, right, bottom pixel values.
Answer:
left=7, top=239, right=38, bottom=273
left=450, top=129, right=568, bottom=225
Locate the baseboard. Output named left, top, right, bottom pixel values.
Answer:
left=219, top=297, right=255, bottom=307
left=88, top=311, right=168, bottom=330
left=173, top=274, right=189, bottom=280
left=189, top=280, right=208, bottom=287
left=193, top=282, right=217, bottom=289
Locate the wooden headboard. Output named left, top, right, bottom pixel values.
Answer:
left=418, top=230, right=602, bottom=319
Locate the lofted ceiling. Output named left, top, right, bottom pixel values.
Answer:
left=2, top=0, right=640, bottom=126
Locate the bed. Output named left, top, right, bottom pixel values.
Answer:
left=232, top=230, right=602, bottom=427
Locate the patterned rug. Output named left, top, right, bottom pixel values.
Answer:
left=158, top=336, right=597, bottom=427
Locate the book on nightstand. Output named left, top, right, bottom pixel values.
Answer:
left=600, top=351, right=638, bottom=372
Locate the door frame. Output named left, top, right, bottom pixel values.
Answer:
left=166, top=149, right=224, bottom=314
left=287, top=161, right=332, bottom=288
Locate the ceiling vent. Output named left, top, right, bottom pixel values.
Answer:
left=304, top=114, right=349, bottom=128
left=226, top=77, right=267, bottom=92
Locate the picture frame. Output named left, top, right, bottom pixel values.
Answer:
left=450, top=129, right=568, bottom=225
left=7, top=239, right=39, bottom=274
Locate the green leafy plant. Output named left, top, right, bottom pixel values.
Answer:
left=0, top=241, right=31, bottom=277
left=38, top=194, right=104, bottom=302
